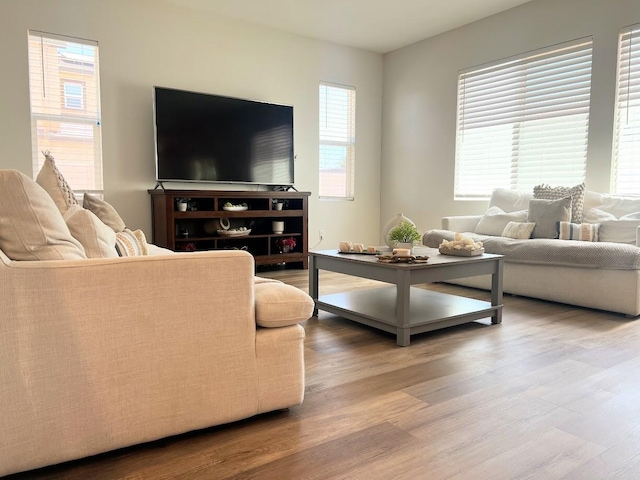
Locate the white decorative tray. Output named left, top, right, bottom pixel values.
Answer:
left=438, top=246, right=485, bottom=257
left=222, top=205, right=248, bottom=211
left=217, top=229, right=251, bottom=237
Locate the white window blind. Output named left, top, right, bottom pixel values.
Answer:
left=319, top=82, right=356, bottom=199
left=455, top=38, right=593, bottom=200
left=612, top=24, right=640, bottom=195
left=28, top=30, right=103, bottom=195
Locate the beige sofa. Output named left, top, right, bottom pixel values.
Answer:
left=0, top=166, right=313, bottom=476
left=423, top=188, right=640, bottom=316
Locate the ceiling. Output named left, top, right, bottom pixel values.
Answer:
left=165, top=0, right=534, bottom=53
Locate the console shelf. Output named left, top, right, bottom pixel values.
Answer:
left=148, top=189, right=310, bottom=269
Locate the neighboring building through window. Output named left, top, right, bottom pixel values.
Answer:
left=28, top=30, right=103, bottom=195
left=63, top=82, right=84, bottom=110
left=454, top=38, right=593, bottom=199
left=319, top=82, right=356, bottom=199
left=612, top=24, right=640, bottom=195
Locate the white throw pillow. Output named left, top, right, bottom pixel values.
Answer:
left=583, top=208, right=617, bottom=223
left=63, top=205, right=118, bottom=258
left=488, top=188, right=533, bottom=213
left=0, top=170, right=86, bottom=261
left=598, top=220, right=640, bottom=245
left=475, top=206, right=528, bottom=236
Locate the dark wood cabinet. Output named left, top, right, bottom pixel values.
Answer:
left=148, top=189, right=310, bottom=269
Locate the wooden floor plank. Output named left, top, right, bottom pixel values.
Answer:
left=7, top=269, right=640, bottom=480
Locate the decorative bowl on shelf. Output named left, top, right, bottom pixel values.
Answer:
left=222, top=203, right=248, bottom=211
left=217, top=229, right=251, bottom=237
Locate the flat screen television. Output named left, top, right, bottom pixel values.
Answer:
left=153, top=86, right=294, bottom=186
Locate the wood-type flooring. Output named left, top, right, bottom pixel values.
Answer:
left=7, top=270, right=640, bottom=479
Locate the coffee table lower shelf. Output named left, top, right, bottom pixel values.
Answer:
left=316, top=286, right=499, bottom=342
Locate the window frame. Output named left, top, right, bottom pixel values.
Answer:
left=454, top=37, right=593, bottom=200
left=28, top=30, right=103, bottom=197
left=611, top=24, right=640, bottom=195
left=319, top=81, right=356, bottom=200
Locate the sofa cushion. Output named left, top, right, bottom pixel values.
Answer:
left=254, top=283, right=314, bottom=328
left=488, top=188, right=533, bottom=213
left=558, top=221, right=599, bottom=242
left=424, top=229, right=640, bottom=270
left=115, top=229, right=148, bottom=256
left=475, top=206, right=528, bottom=236
left=534, top=183, right=586, bottom=223
left=0, top=170, right=86, bottom=260
left=35, top=152, right=79, bottom=215
left=63, top=204, right=118, bottom=258
left=502, top=221, right=536, bottom=239
left=527, top=197, right=572, bottom=239
left=83, top=194, right=126, bottom=232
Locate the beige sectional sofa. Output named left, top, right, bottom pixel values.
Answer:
left=0, top=164, right=314, bottom=476
left=423, top=188, right=640, bottom=316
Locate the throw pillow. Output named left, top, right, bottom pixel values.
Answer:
left=0, top=170, right=86, bottom=260
left=63, top=204, right=118, bottom=258
left=502, top=221, right=536, bottom=239
left=115, top=228, right=148, bottom=256
left=558, top=221, right=599, bottom=242
left=598, top=220, right=640, bottom=245
left=527, top=197, right=572, bottom=239
left=474, top=206, right=528, bottom=236
left=83, top=194, right=127, bottom=232
left=488, top=188, right=533, bottom=213
left=583, top=208, right=617, bottom=223
left=254, top=282, right=315, bottom=328
left=533, top=183, right=586, bottom=224
left=35, top=152, right=79, bottom=215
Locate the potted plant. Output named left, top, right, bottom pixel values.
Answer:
left=276, top=237, right=296, bottom=253
left=388, top=221, right=421, bottom=253
left=175, top=197, right=190, bottom=211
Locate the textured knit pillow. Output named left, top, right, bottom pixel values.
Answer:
left=558, top=221, right=599, bottom=242
left=502, top=221, right=536, bottom=239
left=63, top=204, right=118, bottom=258
left=115, top=228, right=148, bottom=256
left=533, top=183, right=586, bottom=224
left=83, top=193, right=126, bottom=232
left=527, top=197, right=572, bottom=239
left=35, top=152, right=79, bottom=215
left=0, top=170, right=86, bottom=260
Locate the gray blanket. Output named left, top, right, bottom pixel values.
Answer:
left=423, top=229, right=640, bottom=270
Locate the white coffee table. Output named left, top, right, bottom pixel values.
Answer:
left=309, top=247, right=503, bottom=346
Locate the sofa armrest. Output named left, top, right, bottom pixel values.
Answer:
left=254, top=282, right=314, bottom=328
left=1, top=249, right=264, bottom=475
left=442, top=215, right=482, bottom=232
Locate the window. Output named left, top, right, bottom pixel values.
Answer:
left=455, top=38, right=593, bottom=199
left=63, top=82, right=84, bottom=110
left=28, top=31, right=103, bottom=195
left=319, top=82, right=356, bottom=199
left=612, top=24, right=640, bottom=195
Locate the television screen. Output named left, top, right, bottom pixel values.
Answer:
left=154, top=87, right=294, bottom=186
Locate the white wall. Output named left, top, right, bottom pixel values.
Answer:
left=0, top=0, right=383, bottom=249
left=381, top=0, right=640, bottom=234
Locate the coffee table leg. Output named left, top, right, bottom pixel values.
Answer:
left=309, top=255, right=319, bottom=316
left=396, top=270, right=411, bottom=346
left=491, top=258, right=504, bottom=324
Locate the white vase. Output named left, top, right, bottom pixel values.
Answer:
left=382, top=213, right=415, bottom=248
left=177, top=202, right=188, bottom=212
left=272, top=221, right=284, bottom=234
